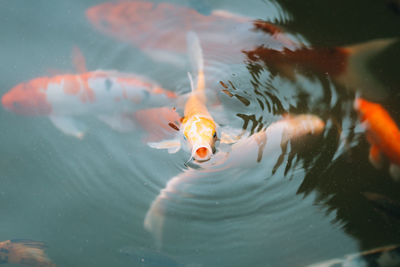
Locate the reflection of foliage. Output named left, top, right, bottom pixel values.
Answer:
left=223, top=54, right=357, bottom=179
left=221, top=48, right=400, bottom=250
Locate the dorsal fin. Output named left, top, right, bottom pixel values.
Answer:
left=186, top=31, right=205, bottom=91
left=72, top=46, right=88, bottom=73
left=187, top=72, right=195, bottom=92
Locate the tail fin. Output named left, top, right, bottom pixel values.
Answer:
left=0, top=239, right=57, bottom=267
left=338, top=38, right=397, bottom=100
left=186, top=31, right=205, bottom=92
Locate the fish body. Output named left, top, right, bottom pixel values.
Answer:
left=245, top=38, right=397, bottom=100
left=0, top=239, right=56, bottom=267
left=86, top=1, right=296, bottom=66
left=354, top=98, right=400, bottom=180
left=2, top=70, right=176, bottom=138
left=149, top=32, right=218, bottom=162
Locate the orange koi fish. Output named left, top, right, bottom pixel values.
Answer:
left=149, top=32, right=218, bottom=162
left=354, top=97, right=400, bottom=180
left=144, top=113, right=325, bottom=246
left=0, top=239, right=56, bottom=267
left=1, top=50, right=176, bottom=138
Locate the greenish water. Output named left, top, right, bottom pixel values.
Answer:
left=1, top=0, right=400, bottom=266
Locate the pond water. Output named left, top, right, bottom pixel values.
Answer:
left=1, top=0, right=400, bottom=266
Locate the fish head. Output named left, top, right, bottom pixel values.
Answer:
left=182, top=116, right=218, bottom=162
left=2, top=77, right=52, bottom=115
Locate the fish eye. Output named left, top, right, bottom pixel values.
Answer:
left=213, top=132, right=217, bottom=138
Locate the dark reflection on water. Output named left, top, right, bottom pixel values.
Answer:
left=1, top=0, right=400, bottom=266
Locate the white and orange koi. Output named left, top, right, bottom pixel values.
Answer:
left=149, top=32, right=219, bottom=162
left=1, top=50, right=176, bottom=138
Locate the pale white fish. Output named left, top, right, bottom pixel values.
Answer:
left=144, top=114, right=325, bottom=247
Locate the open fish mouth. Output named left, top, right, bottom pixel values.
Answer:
left=192, top=144, right=213, bottom=162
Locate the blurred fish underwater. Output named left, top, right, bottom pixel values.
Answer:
left=1, top=0, right=400, bottom=266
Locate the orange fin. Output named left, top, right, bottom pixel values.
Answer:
left=0, top=239, right=57, bottom=267
left=72, top=46, right=87, bottom=73
left=134, top=107, right=181, bottom=142
left=369, top=144, right=383, bottom=169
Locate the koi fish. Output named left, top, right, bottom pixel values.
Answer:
left=144, top=114, right=325, bottom=247
left=86, top=1, right=297, bottom=66
left=1, top=50, right=176, bottom=138
left=0, top=239, right=56, bottom=267
left=354, top=97, right=400, bottom=180
left=87, top=1, right=396, bottom=99
left=307, top=244, right=400, bottom=267
left=244, top=38, right=397, bottom=100
left=148, top=32, right=218, bottom=162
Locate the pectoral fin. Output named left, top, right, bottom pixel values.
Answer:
left=369, top=144, right=383, bottom=169
left=49, top=115, right=86, bottom=139
left=148, top=139, right=181, bottom=154
left=134, top=107, right=181, bottom=142
left=98, top=114, right=136, bottom=132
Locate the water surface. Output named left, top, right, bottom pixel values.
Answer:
left=1, top=0, right=400, bottom=266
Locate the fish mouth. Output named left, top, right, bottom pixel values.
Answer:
left=192, top=144, right=213, bottom=162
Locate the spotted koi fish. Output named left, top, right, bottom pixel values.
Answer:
left=354, top=97, right=400, bottom=180
left=148, top=32, right=218, bottom=162
left=0, top=239, right=56, bottom=267
left=1, top=51, right=176, bottom=138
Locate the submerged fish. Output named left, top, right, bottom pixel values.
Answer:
left=86, top=1, right=296, bottom=66
left=244, top=38, right=397, bottom=100
left=307, top=245, right=400, bottom=267
left=148, top=32, right=218, bottom=162
left=1, top=50, right=176, bottom=138
left=86, top=1, right=395, bottom=99
left=0, top=239, right=56, bottom=267
left=354, top=97, right=400, bottom=180
left=144, top=114, right=325, bottom=247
